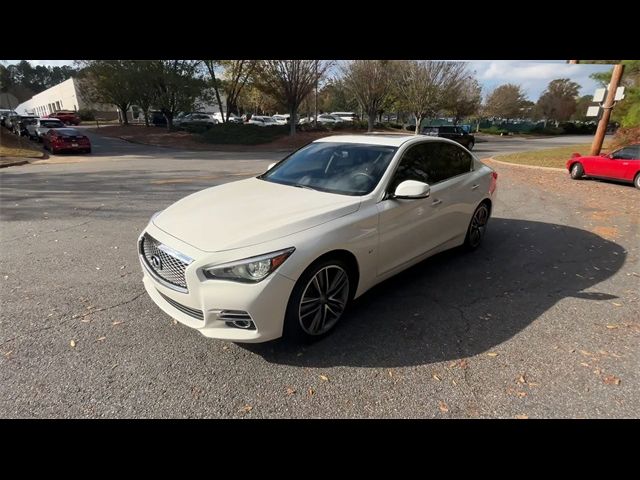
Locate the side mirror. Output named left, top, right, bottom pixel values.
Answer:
left=267, top=162, right=277, bottom=170
left=392, top=180, right=430, bottom=200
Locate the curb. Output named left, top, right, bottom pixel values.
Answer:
left=111, top=135, right=293, bottom=154
left=0, top=159, right=30, bottom=168
left=485, top=157, right=566, bottom=172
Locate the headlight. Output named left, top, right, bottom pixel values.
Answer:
left=202, top=247, right=295, bottom=283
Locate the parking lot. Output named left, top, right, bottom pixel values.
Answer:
left=1, top=131, right=638, bottom=418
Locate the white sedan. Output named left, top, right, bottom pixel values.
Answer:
left=139, top=134, right=497, bottom=343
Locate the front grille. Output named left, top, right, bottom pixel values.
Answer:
left=158, top=291, right=203, bottom=320
left=140, top=233, right=191, bottom=292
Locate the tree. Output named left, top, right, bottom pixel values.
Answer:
left=571, top=95, right=595, bottom=122
left=76, top=60, right=139, bottom=125
left=394, top=60, right=469, bottom=134
left=253, top=60, right=329, bottom=135
left=1, top=61, right=77, bottom=103
left=535, top=78, right=580, bottom=125
left=341, top=60, right=397, bottom=132
left=590, top=60, right=640, bottom=128
left=130, top=61, right=160, bottom=127
left=445, top=75, right=482, bottom=125
left=152, top=60, right=207, bottom=129
left=484, top=84, right=529, bottom=120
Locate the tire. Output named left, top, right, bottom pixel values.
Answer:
left=467, top=140, right=475, bottom=150
left=464, top=202, right=490, bottom=251
left=283, top=258, right=353, bottom=343
left=634, top=173, right=640, bottom=190
left=570, top=162, right=584, bottom=180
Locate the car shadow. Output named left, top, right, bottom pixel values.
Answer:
left=240, top=218, right=625, bottom=368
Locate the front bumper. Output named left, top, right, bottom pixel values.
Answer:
left=139, top=226, right=296, bottom=343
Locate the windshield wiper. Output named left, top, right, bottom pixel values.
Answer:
left=292, top=184, right=317, bottom=191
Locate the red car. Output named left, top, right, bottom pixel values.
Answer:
left=42, top=128, right=91, bottom=154
left=567, top=144, right=640, bottom=189
left=47, top=110, right=81, bottom=125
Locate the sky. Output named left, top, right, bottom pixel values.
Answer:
left=5, top=59, right=614, bottom=102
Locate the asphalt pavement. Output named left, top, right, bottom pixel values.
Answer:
left=1, top=131, right=637, bottom=418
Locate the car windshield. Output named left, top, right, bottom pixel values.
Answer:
left=259, top=142, right=398, bottom=196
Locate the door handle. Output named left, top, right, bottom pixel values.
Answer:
left=431, top=199, right=443, bottom=206
left=471, top=184, right=479, bottom=190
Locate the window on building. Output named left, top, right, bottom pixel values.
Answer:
left=55, top=101, right=61, bottom=110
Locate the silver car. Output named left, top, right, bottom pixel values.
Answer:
left=26, top=118, right=66, bottom=141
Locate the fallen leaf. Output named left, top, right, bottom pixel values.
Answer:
left=603, top=375, right=621, bottom=385
left=457, top=359, right=469, bottom=369
left=388, top=370, right=394, bottom=377
left=611, top=302, right=622, bottom=307
left=3, top=351, right=13, bottom=357
left=606, top=325, right=619, bottom=329
left=580, top=350, right=592, bottom=356
left=286, top=387, right=296, bottom=396
left=580, top=362, right=590, bottom=367
left=319, top=375, right=329, bottom=382
left=518, top=374, right=527, bottom=384
left=308, top=388, right=315, bottom=396
left=172, top=319, right=178, bottom=325
left=96, top=336, right=106, bottom=342
left=222, top=345, right=229, bottom=351
left=432, top=374, right=441, bottom=381
left=80, top=318, right=91, bottom=323
left=240, top=405, right=253, bottom=413
left=515, top=414, right=529, bottom=420
left=516, top=391, right=527, bottom=398
left=120, top=265, right=126, bottom=270
left=112, top=321, right=123, bottom=326
left=487, top=352, right=499, bottom=357
left=70, top=340, right=76, bottom=348
left=438, top=401, right=449, bottom=413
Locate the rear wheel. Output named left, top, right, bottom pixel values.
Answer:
left=570, top=162, right=584, bottom=179
left=284, top=258, right=352, bottom=343
left=464, top=203, right=490, bottom=250
left=634, top=173, right=640, bottom=190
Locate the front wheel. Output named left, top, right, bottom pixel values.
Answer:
left=570, top=162, right=584, bottom=179
left=464, top=203, right=490, bottom=250
left=283, top=259, right=352, bottom=343
left=634, top=173, right=640, bottom=190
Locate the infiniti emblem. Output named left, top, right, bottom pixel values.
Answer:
left=150, top=255, right=162, bottom=270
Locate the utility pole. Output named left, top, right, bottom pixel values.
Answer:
left=590, top=63, right=625, bottom=156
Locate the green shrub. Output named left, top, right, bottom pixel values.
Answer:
left=200, top=123, right=289, bottom=145
left=78, top=109, right=96, bottom=121
left=480, top=126, right=509, bottom=135
left=530, top=125, right=565, bottom=135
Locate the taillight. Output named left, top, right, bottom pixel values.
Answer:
left=490, top=171, right=498, bottom=194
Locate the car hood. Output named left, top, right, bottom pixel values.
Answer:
left=153, top=177, right=361, bottom=252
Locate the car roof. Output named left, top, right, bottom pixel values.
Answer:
left=314, top=134, right=443, bottom=147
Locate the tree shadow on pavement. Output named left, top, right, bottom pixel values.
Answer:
left=241, top=218, right=625, bottom=368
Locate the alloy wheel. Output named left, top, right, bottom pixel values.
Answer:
left=298, top=265, right=349, bottom=335
left=469, top=205, right=489, bottom=248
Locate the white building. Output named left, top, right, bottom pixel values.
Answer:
left=16, top=77, right=116, bottom=118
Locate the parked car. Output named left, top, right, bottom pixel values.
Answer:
left=212, top=112, right=243, bottom=124
left=330, top=112, right=358, bottom=122
left=318, top=114, right=344, bottom=125
left=47, top=110, right=81, bottom=125
left=150, top=111, right=167, bottom=126
left=138, top=134, right=497, bottom=343
left=421, top=125, right=475, bottom=150
left=272, top=114, right=290, bottom=125
left=3, top=112, right=22, bottom=132
left=247, top=115, right=279, bottom=126
left=567, top=144, right=640, bottom=189
left=12, top=115, right=38, bottom=136
left=0, top=109, right=16, bottom=128
left=178, top=112, right=219, bottom=129
left=26, top=118, right=65, bottom=141
left=42, top=128, right=91, bottom=154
